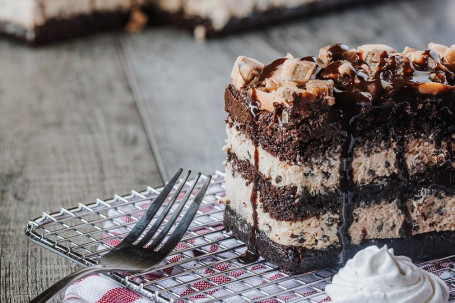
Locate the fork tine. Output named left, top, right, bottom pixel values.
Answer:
left=156, top=175, right=212, bottom=255
left=145, top=173, right=201, bottom=250
left=116, top=168, right=183, bottom=248
left=136, top=171, right=191, bottom=247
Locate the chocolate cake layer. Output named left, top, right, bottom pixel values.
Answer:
left=224, top=205, right=455, bottom=273
left=32, top=11, right=132, bottom=45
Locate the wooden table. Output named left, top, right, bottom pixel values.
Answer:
left=0, top=0, right=454, bottom=301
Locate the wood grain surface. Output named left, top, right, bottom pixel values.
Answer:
left=0, top=0, right=454, bottom=301
left=0, top=36, right=161, bottom=302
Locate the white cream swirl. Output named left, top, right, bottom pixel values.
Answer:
left=325, top=245, right=449, bottom=303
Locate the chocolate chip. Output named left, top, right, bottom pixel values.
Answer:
left=376, top=220, right=384, bottom=232
left=436, top=207, right=446, bottom=216
left=361, top=228, right=367, bottom=240
left=412, top=219, right=420, bottom=231
left=275, top=175, right=282, bottom=183
left=326, top=216, right=337, bottom=227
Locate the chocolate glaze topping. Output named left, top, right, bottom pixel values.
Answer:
left=231, top=43, right=455, bottom=263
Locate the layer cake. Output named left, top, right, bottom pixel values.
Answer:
left=222, top=43, right=455, bottom=273
left=1, top=0, right=376, bottom=44
left=0, top=0, right=153, bottom=44
left=152, top=0, right=373, bottom=41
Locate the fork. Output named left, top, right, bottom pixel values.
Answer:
left=30, top=169, right=211, bottom=303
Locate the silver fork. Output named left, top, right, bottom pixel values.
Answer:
left=30, top=169, right=211, bottom=303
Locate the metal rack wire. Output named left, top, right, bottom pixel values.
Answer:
left=25, top=171, right=455, bottom=302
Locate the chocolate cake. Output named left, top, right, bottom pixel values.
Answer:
left=222, top=43, right=455, bottom=273
left=152, top=0, right=375, bottom=41
left=0, top=0, right=153, bottom=44
left=1, top=0, right=377, bottom=44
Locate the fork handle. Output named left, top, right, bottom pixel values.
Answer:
left=30, top=265, right=108, bottom=303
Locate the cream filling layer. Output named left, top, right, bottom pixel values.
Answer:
left=405, top=138, right=452, bottom=176
left=352, top=142, right=398, bottom=185
left=225, top=123, right=340, bottom=195
left=409, top=190, right=455, bottom=235
left=349, top=201, right=404, bottom=245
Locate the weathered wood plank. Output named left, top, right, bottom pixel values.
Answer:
left=122, top=0, right=455, bottom=179
left=0, top=35, right=161, bottom=302
left=259, top=0, right=455, bottom=54
left=119, top=29, right=283, bottom=179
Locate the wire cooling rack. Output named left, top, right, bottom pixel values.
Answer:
left=26, top=171, right=455, bottom=302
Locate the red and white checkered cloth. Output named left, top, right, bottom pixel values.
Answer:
left=63, top=261, right=455, bottom=303
left=62, top=270, right=300, bottom=303
left=62, top=249, right=292, bottom=303
left=64, top=274, right=152, bottom=303
left=62, top=260, right=324, bottom=303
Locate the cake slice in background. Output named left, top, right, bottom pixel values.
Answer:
left=1, top=0, right=381, bottom=44
left=223, top=43, right=455, bottom=273
left=153, top=0, right=378, bottom=41
left=0, top=0, right=153, bottom=44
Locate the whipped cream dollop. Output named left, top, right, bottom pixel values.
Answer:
left=325, top=245, right=449, bottom=303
